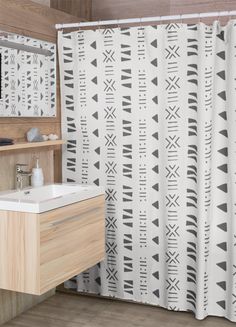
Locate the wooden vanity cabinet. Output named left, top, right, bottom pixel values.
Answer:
left=0, top=195, right=105, bottom=295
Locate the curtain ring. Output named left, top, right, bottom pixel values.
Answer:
left=180, top=14, right=183, bottom=25
left=139, top=17, right=142, bottom=27
left=199, top=13, right=202, bottom=23
left=98, top=20, right=101, bottom=31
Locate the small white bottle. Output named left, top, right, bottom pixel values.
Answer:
left=31, top=158, right=44, bottom=187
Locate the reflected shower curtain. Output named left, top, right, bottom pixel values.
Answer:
left=58, top=21, right=236, bottom=321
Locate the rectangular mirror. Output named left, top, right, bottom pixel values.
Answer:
left=0, top=31, right=56, bottom=117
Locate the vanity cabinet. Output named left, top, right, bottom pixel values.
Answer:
left=0, top=195, right=105, bottom=295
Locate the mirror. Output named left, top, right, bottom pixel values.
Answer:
left=0, top=31, right=56, bottom=117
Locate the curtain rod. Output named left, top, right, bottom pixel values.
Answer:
left=0, top=40, right=53, bottom=57
left=55, top=10, right=236, bottom=30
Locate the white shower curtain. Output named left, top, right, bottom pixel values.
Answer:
left=58, top=21, right=236, bottom=321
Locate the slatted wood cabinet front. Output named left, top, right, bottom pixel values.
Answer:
left=0, top=195, right=105, bottom=295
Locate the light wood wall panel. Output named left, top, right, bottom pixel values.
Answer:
left=0, top=0, right=79, bottom=41
left=0, top=0, right=78, bottom=183
left=0, top=149, right=55, bottom=326
left=0, top=149, right=54, bottom=192
left=51, top=0, right=92, bottom=20
left=0, top=0, right=81, bottom=324
left=92, top=0, right=236, bottom=21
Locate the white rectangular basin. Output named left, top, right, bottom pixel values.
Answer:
left=0, top=184, right=104, bottom=213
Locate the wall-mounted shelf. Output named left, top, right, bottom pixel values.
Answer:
left=0, top=140, right=65, bottom=152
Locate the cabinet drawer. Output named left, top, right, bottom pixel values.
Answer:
left=40, top=195, right=105, bottom=294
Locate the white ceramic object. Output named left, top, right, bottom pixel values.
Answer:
left=31, top=158, right=44, bottom=187
left=48, top=134, right=59, bottom=140
left=0, top=184, right=104, bottom=213
left=42, top=134, right=49, bottom=141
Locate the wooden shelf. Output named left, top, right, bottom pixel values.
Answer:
left=0, top=140, right=65, bottom=152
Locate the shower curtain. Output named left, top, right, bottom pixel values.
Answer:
left=58, top=21, right=236, bottom=321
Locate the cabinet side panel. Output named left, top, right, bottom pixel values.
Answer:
left=0, top=211, right=39, bottom=294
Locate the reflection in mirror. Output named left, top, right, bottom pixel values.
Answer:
left=0, top=31, right=56, bottom=117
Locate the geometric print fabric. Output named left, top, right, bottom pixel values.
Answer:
left=58, top=21, right=236, bottom=321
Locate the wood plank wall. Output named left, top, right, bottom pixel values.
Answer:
left=92, top=0, right=236, bottom=21
left=51, top=0, right=92, bottom=20
left=0, top=1, right=84, bottom=324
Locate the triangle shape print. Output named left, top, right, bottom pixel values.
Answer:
left=153, top=289, right=160, bottom=298
left=93, top=129, right=99, bottom=137
left=217, top=203, right=227, bottom=213
left=152, top=96, right=158, bottom=104
left=219, top=111, right=227, bottom=120
left=218, top=91, right=226, bottom=101
left=217, top=31, right=225, bottom=41
left=152, top=114, right=158, bottom=123
left=218, top=147, right=228, bottom=157
left=152, top=183, right=159, bottom=192
left=91, top=59, right=97, bottom=67
left=151, top=58, right=158, bottom=67
left=91, top=76, right=98, bottom=84
left=152, top=150, right=159, bottom=158
left=92, top=111, right=99, bottom=120
left=152, top=218, right=159, bottom=227
left=92, top=94, right=98, bottom=102
left=152, top=271, right=159, bottom=280
left=152, top=254, right=159, bottom=262
left=93, top=178, right=99, bottom=186
left=217, top=184, right=228, bottom=193
left=95, top=147, right=100, bottom=155
left=217, top=242, right=227, bottom=251
left=152, top=165, right=159, bottom=174
left=217, top=51, right=225, bottom=60
left=217, top=164, right=228, bottom=173
left=151, top=39, right=158, bottom=48
left=217, top=223, right=227, bottom=232
left=152, top=236, right=159, bottom=245
left=217, top=301, right=226, bottom=310
left=219, top=130, right=228, bottom=138
left=90, top=41, right=97, bottom=49
left=217, top=70, right=226, bottom=80
left=216, top=281, right=226, bottom=290
left=152, top=201, right=159, bottom=209
left=152, top=77, right=158, bottom=86
left=152, top=132, right=159, bottom=140
left=217, top=261, right=227, bottom=271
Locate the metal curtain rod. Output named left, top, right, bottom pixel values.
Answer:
left=0, top=40, right=53, bottom=57
left=55, top=10, right=236, bottom=30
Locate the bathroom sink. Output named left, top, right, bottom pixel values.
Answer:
left=0, top=183, right=104, bottom=213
